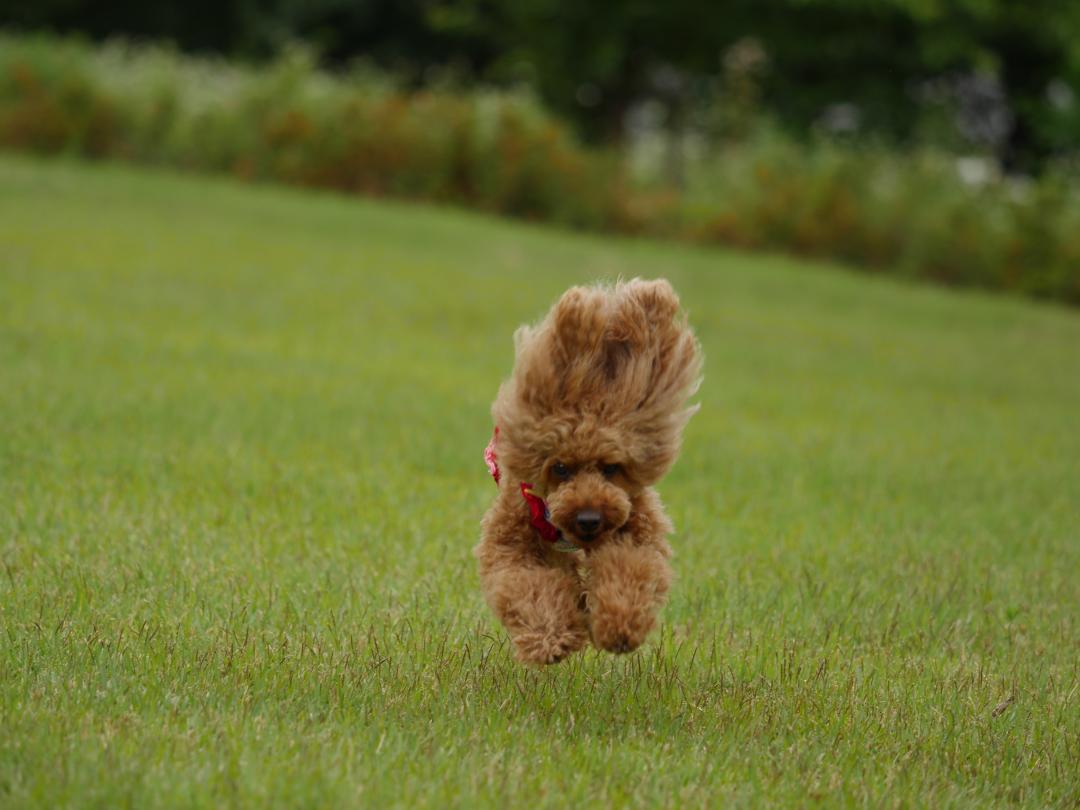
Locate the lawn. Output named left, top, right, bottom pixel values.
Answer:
left=1, top=154, right=1078, bottom=808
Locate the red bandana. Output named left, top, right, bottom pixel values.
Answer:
left=484, top=427, right=563, bottom=543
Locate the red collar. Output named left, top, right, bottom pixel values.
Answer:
left=484, top=427, right=563, bottom=543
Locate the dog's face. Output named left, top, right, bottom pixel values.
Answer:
left=496, top=412, right=675, bottom=545
left=492, top=279, right=702, bottom=542
left=542, top=454, right=634, bottom=544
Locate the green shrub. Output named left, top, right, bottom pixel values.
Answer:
left=682, top=137, right=1080, bottom=303
left=0, top=32, right=1076, bottom=304
left=0, top=34, right=626, bottom=230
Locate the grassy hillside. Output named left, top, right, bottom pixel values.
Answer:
left=1, top=155, right=1078, bottom=807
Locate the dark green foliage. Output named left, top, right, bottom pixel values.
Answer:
left=4, top=0, right=1079, bottom=166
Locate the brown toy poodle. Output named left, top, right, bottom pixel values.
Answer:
left=475, top=278, right=703, bottom=665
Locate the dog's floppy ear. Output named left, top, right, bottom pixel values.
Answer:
left=505, top=284, right=611, bottom=412
left=548, top=285, right=614, bottom=403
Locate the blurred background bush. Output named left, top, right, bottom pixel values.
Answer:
left=1, top=0, right=1078, bottom=302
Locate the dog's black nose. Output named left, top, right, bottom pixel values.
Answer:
left=575, top=509, right=602, bottom=538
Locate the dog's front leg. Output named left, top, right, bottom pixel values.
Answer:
left=585, top=533, right=672, bottom=654
left=477, top=549, right=590, bottom=665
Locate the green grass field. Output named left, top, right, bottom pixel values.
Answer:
left=2, top=154, right=1079, bottom=808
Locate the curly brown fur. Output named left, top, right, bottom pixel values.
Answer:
left=475, top=279, right=702, bottom=665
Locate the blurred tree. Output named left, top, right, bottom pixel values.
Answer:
left=743, top=0, right=1080, bottom=170
left=2, top=0, right=1077, bottom=166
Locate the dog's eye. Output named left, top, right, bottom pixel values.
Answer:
left=551, top=462, right=571, bottom=480
left=601, top=463, right=621, bottom=478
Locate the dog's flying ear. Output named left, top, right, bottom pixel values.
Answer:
left=603, top=278, right=681, bottom=378
left=618, top=279, right=681, bottom=333
left=607, top=279, right=702, bottom=479
left=621, top=278, right=700, bottom=414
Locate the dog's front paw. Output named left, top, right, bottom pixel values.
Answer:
left=585, top=541, right=670, bottom=655
left=512, top=628, right=589, bottom=666
left=589, top=609, right=654, bottom=655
